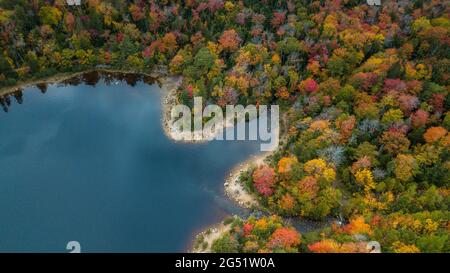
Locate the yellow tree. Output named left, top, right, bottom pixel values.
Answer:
left=394, top=154, right=418, bottom=182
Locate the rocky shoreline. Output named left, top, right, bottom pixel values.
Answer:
left=159, top=78, right=239, bottom=144
left=223, top=152, right=271, bottom=209
left=191, top=221, right=232, bottom=253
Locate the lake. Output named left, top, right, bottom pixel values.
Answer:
left=0, top=72, right=262, bottom=252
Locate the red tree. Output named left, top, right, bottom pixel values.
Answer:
left=411, top=109, right=429, bottom=128
left=219, top=29, right=241, bottom=51
left=252, top=165, right=276, bottom=196
left=267, top=227, right=301, bottom=250
left=271, top=11, right=286, bottom=28
left=298, top=78, right=318, bottom=94
left=430, top=93, right=445, bottom=113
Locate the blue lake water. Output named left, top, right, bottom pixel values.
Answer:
left=0, top=72, right=262, bottom=252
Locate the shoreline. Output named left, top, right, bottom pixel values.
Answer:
left=0, top=67, right=167, bottom=97
left=160, top=75, right=276, bottom=252
left=159, top=78, right=240, bottom=144
left=224, top=152, right=271, bottom=209
left=191, top=221, right=232, bottom=253
left=1, top=68, right=276, bottom=252
left=0, top=70, right=92, bottom=97
left=2, top=67, right=265, bottom=208
left=189, top=152, right=271, bottom=253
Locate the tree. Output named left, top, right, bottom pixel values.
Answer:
left=336, top=115, right=356, bottom=142
left=354, top=169, right=375, bottom=191
left=298, top=176, right=319, bottom=198
left=161, top=33, right=178, bottom=55
left=394, top=154, right=418, bottom=182
left=303, top=158, right=327, bottom=176
left=411, top=109, right=429, bottom=128
left=443, top=112, right=450, bottom=130
left=38, top=6, right=62, bottom=27
left=381, top=109, right=404, bottom=126
left=430, top=93, right=445, bottom=113
left=343, top=216, right=372, bottom=235
left=398, top=94, right=419, bottom=115
left=380, top=130, right=411, bottom=155
left=277, top=37, right=301, bottom=56
left=271, top=11, right=286, bottom=28
left=129, top=4, right=145, bottom=22
left=252, top=165, right=276, bottom=196
left=191, top=47, right=215, bottom=78
left=219, top=29, right=241, bottom=52
left=279, top=193, right=296, bottom=212
left=64, top=12, right=75, bottom=32
left=353, top=142, right=379, bottom=166
left=392, top=241, right=421, bottom=253
left=308, top=239, right=367, bottom=253
left=298, top=78, right=318, bottom=94
left=412, top=17, right=432, bottom=34
left=0, top=54, right=17, bottom=79
left=423, top=127, right=447, bottom=143
left=308, top=239, right=340, bottom=253
left=277, top=156, right=299, bottom=174
left=211, top=234, right=239, bottom=253
left=266, top=227, right=301, bottom=251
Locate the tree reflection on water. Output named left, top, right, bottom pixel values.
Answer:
left=0, top=71, right=157, bottom=113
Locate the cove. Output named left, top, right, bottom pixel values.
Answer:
left=0, top=72, right=262, bottom=252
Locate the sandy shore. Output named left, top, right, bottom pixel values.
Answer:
left=224, top=152, right=271, bottom=209
left=159, top=76, right=188, bottom=142
left=191, top=222, right=232, bottom=253
left=159, top=78, right=238, bottom=144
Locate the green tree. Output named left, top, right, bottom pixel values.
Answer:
left=38, top=6, right=62, bottom=27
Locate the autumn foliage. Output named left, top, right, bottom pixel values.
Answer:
left=1, top=0, right=449, bottom=253
left=252, top=165, right=276, bottom=196
left=219, top=29, right=241, bottom=52
left=266, top=227, right=301, bottom=251
left=423, top=127, right=448, bottom=143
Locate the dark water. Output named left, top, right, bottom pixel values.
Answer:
left=0, top=72, right=262, bottom=252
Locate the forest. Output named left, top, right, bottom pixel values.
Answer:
left=0, top=0, right=449, bottom=252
